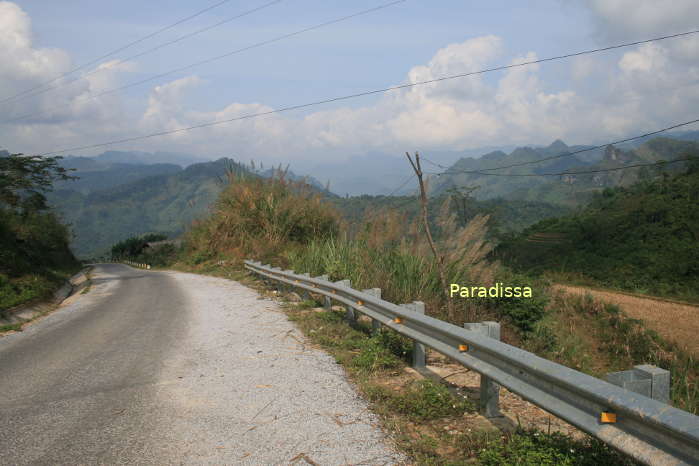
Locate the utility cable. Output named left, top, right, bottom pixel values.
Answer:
left=36, top=29, right=699, bottom=156
left=435, top=118, right=699, bottom=175
left=431, top=157, right=695, bottom=177
left=0, top=0, right=235, bottom=106
left=3, top=0, right=285, bottom=108
left=7, top=0, right=406, bottom=125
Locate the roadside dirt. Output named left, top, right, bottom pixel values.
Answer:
left=420, top=351, right=582, bottom=439
left=553, top=284, right=699, bottom=355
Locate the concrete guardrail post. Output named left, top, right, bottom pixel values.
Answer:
left=270, top=267, right=283, bottom=292
left=282, top=270, right=295, bottom=294
left=258, top=264, right=270, bottom=286
left=401, top=301, right=426, bottom=369
left=315, top=275, right=331, bottom=310
left=333, top=279, right=353, bottom=323
left=605, top=365, right=670, bottom=404
left=300, top=273, right=311, bottom=301
left=464, top=321, right=502, bottom=418
left=361, top=288, right=382, bottom=333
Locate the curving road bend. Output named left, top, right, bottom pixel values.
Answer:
left=0, top=264, right=404, bottom=465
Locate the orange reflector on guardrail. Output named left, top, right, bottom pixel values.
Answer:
left=601, top=412, right=617, bottom=423
left=394, top=317, right=403, bottom=324
left=459, top=344, right=469, bottom=352
left=356, top=300, right=363, bottom=306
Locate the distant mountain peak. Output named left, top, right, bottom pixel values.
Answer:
left=603, top=144, right=631, bottom=162
left=548, top=139, right=569, bottom=152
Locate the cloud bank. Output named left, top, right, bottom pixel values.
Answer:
left=1, top=0, right=698, bottom=163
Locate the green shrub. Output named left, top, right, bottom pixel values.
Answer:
left=365, top=380, right=472, bottom=421
left=478, top=430, right=635, bottom=466
left=351, top=337, right=402, bottom=372
left=491, top=272, right=550, bottom=333
left=373, top=328, right=413, bottom=360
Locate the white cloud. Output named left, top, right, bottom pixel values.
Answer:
left=1, top=0, right=699, bottom=164
left=584, top=0, right=699, bottom=39
left=0, top=0, right=137, bottom=150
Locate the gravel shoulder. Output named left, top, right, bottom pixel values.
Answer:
left=0, top=265, right=405, bottom=465
left=157, top=270, right=406, bottom=465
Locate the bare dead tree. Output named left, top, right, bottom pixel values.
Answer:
left=405, top=151, right=454, bottom=318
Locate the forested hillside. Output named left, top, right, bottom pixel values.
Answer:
left=49, top=157, right=334, bottom=258
left=497, top=160, right=699, bottom=300
left=48, top=158, right=250, bottom=258
left=330, top=194, right=570, bottom=237
left=48, top=134, right=699, bottom=259
left=56, top=157, right=182, bottom=194
left=0, top=152, right=79, bottom=312
left=431, top=137, right=699, bottom=206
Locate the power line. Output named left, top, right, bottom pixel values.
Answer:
left=36, top=28, right=699, bottom=157
left=420, top=156, right=445, bottom=169
left=433, top=157, right=695, bottom=178
left=7, top=0, right=406, bottom=125
left=4, top=0, right=285, bottom=108
left=434, top=118, right=699, bottom=175
left=384, top=173, right=416, bottom=196
left=0, top=0, right=235, bottom=106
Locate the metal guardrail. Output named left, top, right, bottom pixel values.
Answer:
left=122, top=260, right=151, bottom=270
left=244, top=260, right=699, bottom=466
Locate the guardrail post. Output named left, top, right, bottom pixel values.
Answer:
left=333, top=279, right=353, bottom=323
left=403, top=301, right=426, bottom=368
left=300, top=273, right=311, bottom=301
left=283, top=270, right=295, bottom=294
left=605, top=365, right=670, bottom=404
left=464, top=321, right=501, bottom=418
left=315, top=275, right=331, bottom=309
left=361, top=288, right=382, bottom=333
left=271, top=267, right=283, bottom=292
left=260, top=264, right=271, bottom=286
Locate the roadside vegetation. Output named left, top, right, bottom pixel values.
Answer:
left=110, top=232, right=179, bottom=266
left=267, top=290, right=634, bottom=464
left=497, top=156, right=699, bottom=302
left=105, top=160, right=699, bottom=462
left=0, top=153, right=80, bottom=313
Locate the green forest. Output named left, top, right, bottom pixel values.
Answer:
left=497, top=158, right=699, bottom=301
left=0, top=152, right=80, bottom=311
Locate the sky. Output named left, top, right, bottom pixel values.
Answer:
left=1, top=0, right=698, bottom=166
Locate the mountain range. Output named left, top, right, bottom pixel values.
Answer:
left=48, top=157, right=330, bottom=258
left=429, top=136, right=699, bottom=206
left=42, top=131, right=699, bottom=258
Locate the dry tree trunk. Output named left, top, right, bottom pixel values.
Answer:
left=405, top=151, right=454, bottom=319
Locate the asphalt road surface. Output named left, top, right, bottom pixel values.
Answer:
left=0, top=264, right=404, bottom=465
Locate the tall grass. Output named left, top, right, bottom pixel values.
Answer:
left=286, top=204, right=523, bottom=325
left=183, top=171, right=339, bottom=266
left=528, top=293, right=699, bottom=414
left=286, top=237, right=439, bottom=307
left=179, top=174, right=697, bottom=413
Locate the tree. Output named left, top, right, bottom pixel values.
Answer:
left=405, top=151, right=453, bottom=319
left=0, top=153, right=76, bottom=211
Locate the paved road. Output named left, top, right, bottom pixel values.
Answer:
left=0, top=264, right=404, bottom=465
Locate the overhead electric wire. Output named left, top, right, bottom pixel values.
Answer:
left=431, top=157, right=695, bottom=177
left=0, top=0, right=235, bottom=106
left=384, top=173, right=416, bottom=196
left=434, top=118, right=699, bottom=175
left=35, top=28, right=699, bottom=157
left=420, top=156, right=444, bottom=169
left=3, top=0, right=285, bottom=108
left=7, top=0, right=406, bottom=125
